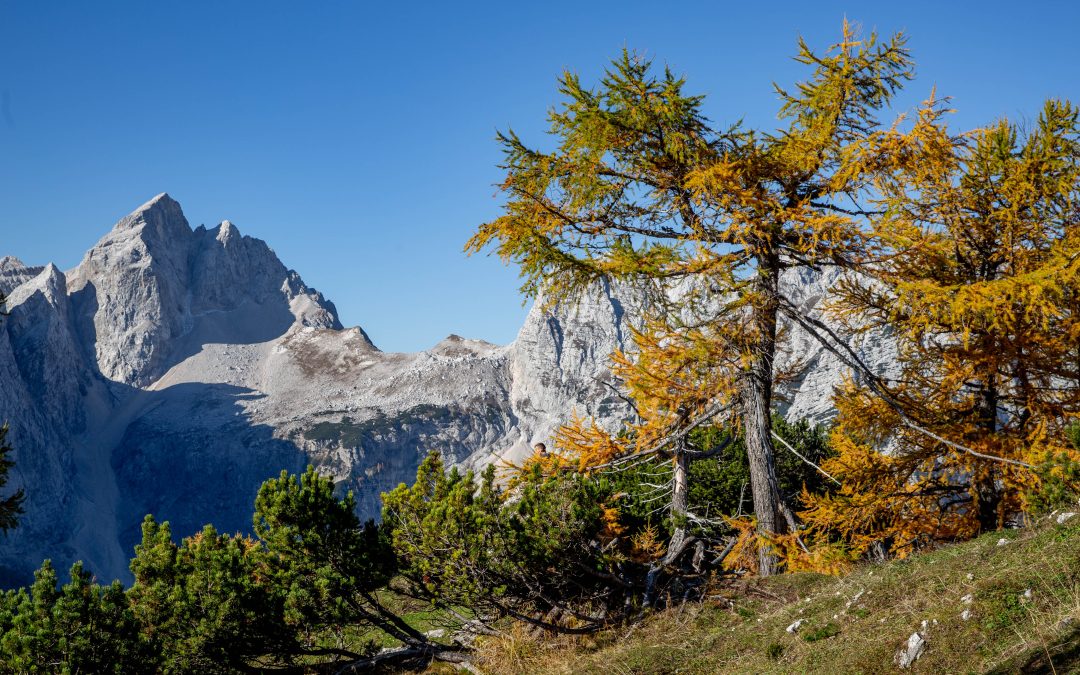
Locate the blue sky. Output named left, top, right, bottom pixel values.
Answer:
left=1, top=1, right=1077, bottom=351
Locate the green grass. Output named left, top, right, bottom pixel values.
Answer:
left=468, top=512, right=1080, bottom=674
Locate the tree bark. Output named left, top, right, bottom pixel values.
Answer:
left=668, top=443, right=690, bottom=558
left=974, top=366, right=1002, bottom=531
left=644, top=442, right=691, bottom=607
left=741, top=251, right=788, bottom=576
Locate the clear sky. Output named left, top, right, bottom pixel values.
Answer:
left=1, top=1, right=1077, bottom=352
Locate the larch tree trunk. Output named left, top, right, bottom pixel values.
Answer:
left=741, top=251, right=788, bottom=576
left=974, top=365, right=1002, bottom=532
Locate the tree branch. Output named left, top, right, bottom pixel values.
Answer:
left=778, top=298, right=1034, bottom=469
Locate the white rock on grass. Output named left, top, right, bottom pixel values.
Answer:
left=896, top=632, right=927, bottom=668
left=845, top=589, right=865, bottom=610
left=786, top=619, right=805, bottom=634
left=1056, top=512, right=1077, bottom=524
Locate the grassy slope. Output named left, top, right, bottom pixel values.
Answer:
left=467, top=513, right=1080, bottom=674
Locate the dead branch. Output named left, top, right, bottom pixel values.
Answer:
left=778, top=298, right=1035, bottom=469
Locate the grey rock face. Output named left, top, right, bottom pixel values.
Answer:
left=492, top=278, right=647, bottom=468
left=0, top=257, right=46, bottom=295
left=0, top=195, right=892, bottom=586
left=775, top=266, right=899, bottom=426
left=66, top=194, right=343, bottom=388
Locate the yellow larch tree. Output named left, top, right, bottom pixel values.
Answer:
left=468, top=22, right=913, bottom=575
left=801, top=98, right=1080, bottom=558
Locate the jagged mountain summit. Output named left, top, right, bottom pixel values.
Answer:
left=0, top=194, right=893, bottom=585
left=0, top=195, right=635, bottom=584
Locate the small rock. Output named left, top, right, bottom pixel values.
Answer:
left=1056, top=512, right=1077, bottom=524
left=845, top=589, right=865, bottom=610
left=425, top=628, right=446, bottom=638
left=920, top=620, right=928, bottom=631
left=997, top=538, right=1010, bottom=547
left=896, top=632, right=927, bottom=669
left=961, top=609, right=973, bottom=621
left=966, top=573, right=975, bottom=581
left=786, top=619, right=805, bottom=634
left=961, top=594, right=974, bottom=604
left=1022, top=589, right=1033, bottom=601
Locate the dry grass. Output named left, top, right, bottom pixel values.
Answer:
left=464, top=512, right=1080, bottom=674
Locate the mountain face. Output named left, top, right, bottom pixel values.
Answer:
left=0, top=195, right=894, bottom=585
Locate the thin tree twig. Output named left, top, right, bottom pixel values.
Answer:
left=771, top=430, right=841, bottom=486
left=778, top=299, right=1035, bottom=469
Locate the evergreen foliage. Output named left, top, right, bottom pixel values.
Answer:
left=382, top=418, right=834, bottom=634
left=0, top=561, right=150, bottom=674
left=0, top=468, right=441, bottom=672
left=127, top=518, right=289, bottom=673
left=610, top=416, right=834, bottom=536
left=383, top=452, right=627, bottom=632
left=0, top=425, right=24, bottom=533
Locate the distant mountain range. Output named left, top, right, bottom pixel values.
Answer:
left=0, top=194, right=893, bottom=585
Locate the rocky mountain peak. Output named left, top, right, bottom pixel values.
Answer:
left=0, top=256, right=26, bottom=272
left=61, top=194, right=344, bottom=386
left=6, top=263, right=69, bottom=315
left=214, top=220, right=239, bottom=244
left=111, top=192, right=190, bottom=240
left=0, top=257, right=44, bottom=295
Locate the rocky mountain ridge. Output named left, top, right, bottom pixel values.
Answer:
left=0, top=194, right=893, bottom=585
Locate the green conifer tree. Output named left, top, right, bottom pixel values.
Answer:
left=0, top=289, right=23, bottom=532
